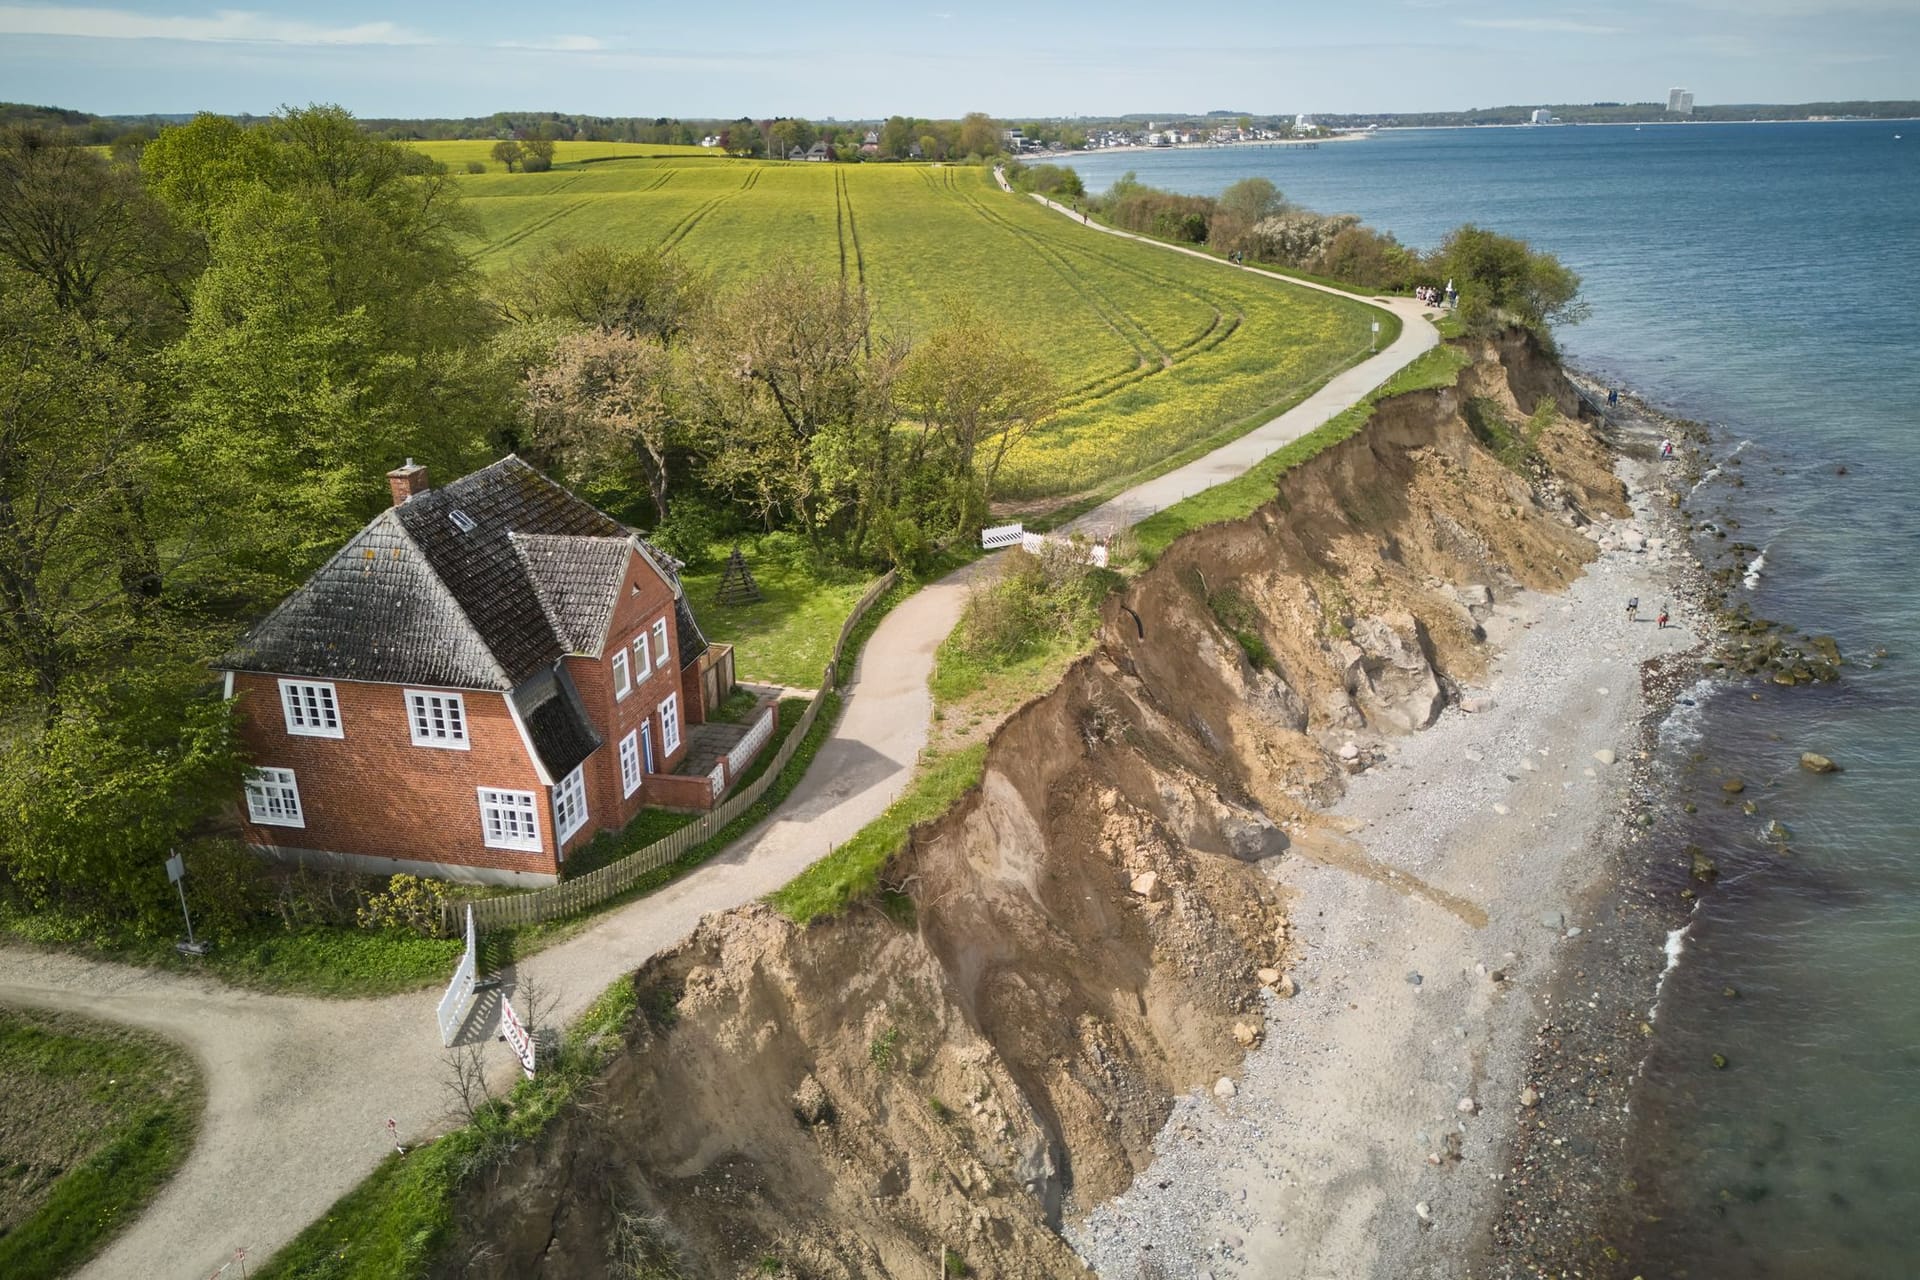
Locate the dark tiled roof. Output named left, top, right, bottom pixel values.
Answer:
left=218, top=457, right=675, bottom=690
left=217, top=510, right=510, bottom=689
left=523, top=671, right=601, bottom=779
left=513, top=534, right=631, bottom=656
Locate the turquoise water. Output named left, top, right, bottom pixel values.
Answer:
left=1076, top=124, right=1920, bottom=1276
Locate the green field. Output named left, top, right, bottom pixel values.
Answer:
left=407, top=139, right=716, bottom=170
left=451, top=159, right=1383, bottom=499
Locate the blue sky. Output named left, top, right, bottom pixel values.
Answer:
left=2, top=0, right=1915, bottom=118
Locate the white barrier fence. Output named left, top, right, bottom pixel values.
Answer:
left=981, top=522, right=1025, bottom=549
left=707, top=760, right=727, bottom=799
left=983, top=522, right=1111, bottom=568
left=500, top=994, right=535, bottom=1077
left=436, top=904, right=478, bottom=1046
left=727, top=705, right=777, bottom=777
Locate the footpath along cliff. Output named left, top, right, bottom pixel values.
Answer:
left=431, top=332, right=1636, bottom=1278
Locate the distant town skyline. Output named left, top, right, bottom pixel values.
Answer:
left=2, top=0, right=1915, bottom=119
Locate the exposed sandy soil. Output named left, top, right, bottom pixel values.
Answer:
left=433, top=333, right=1686, bottom=1280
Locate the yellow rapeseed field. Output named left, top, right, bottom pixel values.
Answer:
left=453, top=157, right=1383, bottom=500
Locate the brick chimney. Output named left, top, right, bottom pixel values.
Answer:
left=387, top=458, right=429, bottom=507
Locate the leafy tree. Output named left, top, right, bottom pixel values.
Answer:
left=491, top=139, right=523, bottom=171
left=0, top=268, right=146, bottom=712
left=521, top=138, right=556, bottom=172
left=768, top=118, right=816, bottom=156
left=956, top=112, right=999, bottom=158
left=503, top=242, right=709, bottom=345
left=523, top=328, right=681, bottom=523
left=0, top=662, right=244, bottom=939
left=896, top=306, right=1061, bottom=535
left=1430, top=224, right=1586, bottom=336
left=1218, top=177, right=1283, bottom=225
left=0, top=126, right=200, bottom=346
left=137, top=113, right=277, bottom=236
left=159, top=106, right=504, bottom=596
left=683, top=265, right=895, bottom=550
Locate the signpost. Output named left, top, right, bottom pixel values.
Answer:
left=500, top=995, right=536, bottom=1078
left=1370, top=319, right=1381, bottom=353
left=166, top=851, right=211, bottom=956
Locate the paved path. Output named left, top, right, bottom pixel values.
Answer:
left=0, top=183, right=1439, bottom=1280
left=996, top=170, right=1439, bottom=535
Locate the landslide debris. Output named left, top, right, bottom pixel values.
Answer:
left=433, top=331, right=1626, bottom=1278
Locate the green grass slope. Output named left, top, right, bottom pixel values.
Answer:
left=453, top=160, right=1384, bottom=499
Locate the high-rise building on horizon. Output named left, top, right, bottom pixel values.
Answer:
left=1667, top=87, right=1695, bottom=115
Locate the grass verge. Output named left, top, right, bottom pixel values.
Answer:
left=252, top=978, right=638, bottom=1280
left=1132, top=342, right=1472, bottom=561
left=0, top=1008, right=203, bottom=1280
left=768, top=744, right=988, bottom=925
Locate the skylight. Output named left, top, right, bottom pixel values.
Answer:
left=448, top=509, right=476, bottom=533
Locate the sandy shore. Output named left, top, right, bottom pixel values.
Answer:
left=1069, top=423, right=1702, bottom=1277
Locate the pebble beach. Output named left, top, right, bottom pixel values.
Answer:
left=1068, top=412, right=1707, bottom=1278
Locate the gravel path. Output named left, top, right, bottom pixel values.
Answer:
left=1069, top=454, right=1697, bottom=1278
left=0, top=190, right=1442, bottom=1280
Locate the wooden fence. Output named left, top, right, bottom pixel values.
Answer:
left=448, top=570, right=899, bottom=933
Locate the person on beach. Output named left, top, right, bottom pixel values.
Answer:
left=1658, top=604, right=1670, bottom=629
left=1608, top=387, right=1619, bottom=407
left=1626, top=596, right=1640, bottom=622
left=1660, top=437, right=1673, bottom=459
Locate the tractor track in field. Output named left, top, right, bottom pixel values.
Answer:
left=659, top=168, right=760, bottom=252
left=835, top=170, right=867, bottom=290
left=479, top=196, right=594, bottom=259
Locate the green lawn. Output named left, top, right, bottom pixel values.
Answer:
left=0, top=1008, right=203, bottom=1280
left=450, top=158, right=1386, bottom=501
left=680, top=539, right=874, bottom=688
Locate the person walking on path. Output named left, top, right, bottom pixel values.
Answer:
left=1657, top=603, right=1670, bottom=629
left=1626, top=596, right=1640, bottom=623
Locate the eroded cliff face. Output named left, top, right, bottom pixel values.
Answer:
left=434, top=333, right=1627, bottom=1280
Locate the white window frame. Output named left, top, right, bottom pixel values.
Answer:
left=651, top=618, right=670, bottom=670
left=659, top=692, right=681, bottom=756
left=612, top=648, right=631, bottom=699
left=405, top=689, right=470, bottom=750
left=278, top=680, right=342, bottom=739
left=640, top=719, right=655, bottom=773
left=477, top=787, right=542, bottom=852
left=553, top=765, right=589, bottom=844
left=631, top=629, right=651, bottom=676
left=244, top=767, right=305, bottom=828
left=619, top=730, right=642, bottom=798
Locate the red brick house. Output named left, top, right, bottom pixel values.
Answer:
left=216, top=456, right=724, bottom=886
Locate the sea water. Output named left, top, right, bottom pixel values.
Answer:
left=1074, top=123, right=1920, bottom=1276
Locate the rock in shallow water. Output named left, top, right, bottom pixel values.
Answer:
left=1800, top=752, right=1839, bottom=773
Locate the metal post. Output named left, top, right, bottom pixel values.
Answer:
left=176, top=877, right=196, bottom=947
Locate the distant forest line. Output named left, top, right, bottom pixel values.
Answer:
left=6, top=99, right=1916, bottom=150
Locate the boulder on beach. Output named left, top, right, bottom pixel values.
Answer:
left=1129, top=871, right=1161, bottom=901
left=1800, top=752, right=1839, bottom=774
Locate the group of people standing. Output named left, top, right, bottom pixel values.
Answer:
left=1415, top=281, right=1457, bottom=308
left=1625, top=596, right=1671, bottom=628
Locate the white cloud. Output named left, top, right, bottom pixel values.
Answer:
left=0, top=4, right=431, bottom=45
left=496, top=34, right=605, bottom=52
left=1458, top=18, right=1627, bottom=35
